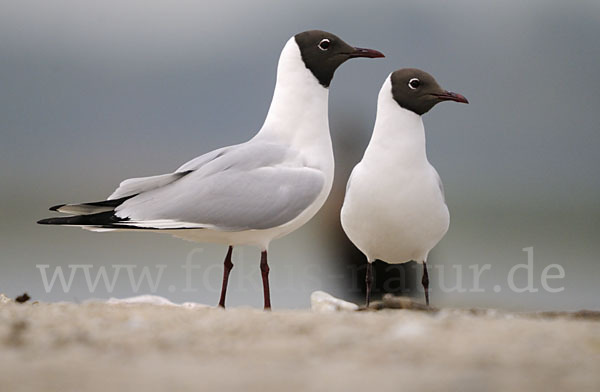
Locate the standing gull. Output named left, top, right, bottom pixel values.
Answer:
left=38, top=30, right=383, bottom=310
left=340, top=68, right=468, bottom=306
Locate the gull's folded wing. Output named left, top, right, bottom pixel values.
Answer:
left=115, top=142, right=325, bottom=231
left=108, top=146, right=232, bottom=200
left=40, top=141, right=325, bottom=232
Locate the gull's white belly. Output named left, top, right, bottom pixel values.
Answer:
left=341, top=164, right=449, bottom=263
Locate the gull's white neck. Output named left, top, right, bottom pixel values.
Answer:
left=363, top=76, right=428, bottom=168
left=254, top=38, right=331, bottom=159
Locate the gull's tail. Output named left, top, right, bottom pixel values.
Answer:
left=47, top=195, right=135, bottom=215
left=37, top=195, right=135, bottom=231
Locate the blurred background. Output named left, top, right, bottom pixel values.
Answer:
left=1, top=0, right=598, bottom=310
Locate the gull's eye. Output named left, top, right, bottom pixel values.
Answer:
left=408, top=78, right=421, bottom=90
left=318, top=38, right=331, bottom=51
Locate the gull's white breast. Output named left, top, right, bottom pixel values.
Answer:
left=341, top=162, right=449, bottom=264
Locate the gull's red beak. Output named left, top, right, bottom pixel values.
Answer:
left=348, top=47, right=385, bottom=59
left=433, top=90, right=469, bottom=104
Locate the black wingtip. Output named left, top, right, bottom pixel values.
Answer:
left=37, top=211, right=126, bottom=227
left=49, top=204, right=65, bottom=212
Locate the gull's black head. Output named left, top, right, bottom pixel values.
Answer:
left=390, top=68, right=468, bottom=116
left=294, top=30, right=384, bottom=88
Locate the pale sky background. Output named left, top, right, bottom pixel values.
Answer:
left=1, top=0, right=599, bottom=309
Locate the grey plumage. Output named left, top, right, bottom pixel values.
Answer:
left=43, top=140, right=325, bottom=232
left=116, top=141, right=325, bottom=230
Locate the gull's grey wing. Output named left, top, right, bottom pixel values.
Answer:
left=114, top=141, right=326, bottom=231
left=108, top=171, right=192, bottom=200
left=108, top=146, right=232, bottom=200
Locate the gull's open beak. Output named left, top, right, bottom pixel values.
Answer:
left=348, top=47, right=385, bottom=58
left=433, top=90, right=469, bottom=104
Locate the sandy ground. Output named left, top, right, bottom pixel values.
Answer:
left=1, top=297, right=599, bottom=392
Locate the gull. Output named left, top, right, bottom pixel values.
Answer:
left=38, top=30, right=384, bottom=310
left=340, top=68, right=468, bottom=306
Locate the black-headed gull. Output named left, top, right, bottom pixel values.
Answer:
left=38, top=30, right=384, bottom=310
left=340, top=68, right=468, bottom=306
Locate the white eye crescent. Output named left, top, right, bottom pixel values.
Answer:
left=318, top=38, right=331, bottom=51
left=408, top=78, right=421, bottom=90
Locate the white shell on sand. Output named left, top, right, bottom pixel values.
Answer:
left=0, top=294, right=12, bottom=304
left=310, top=291, right=359, bottom=312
